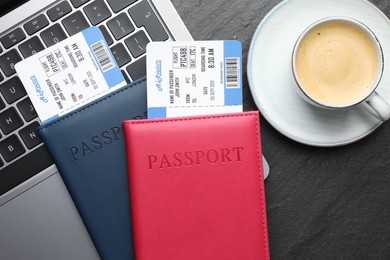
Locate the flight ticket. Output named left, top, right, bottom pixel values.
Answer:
left=15, top=26, right=126, bottom=124
left=146, top=40, right=243, bottom=118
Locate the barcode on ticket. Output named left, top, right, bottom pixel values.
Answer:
left=91, top=40, right=115, bottom=72
left=225, top=57, right=240, bottom=88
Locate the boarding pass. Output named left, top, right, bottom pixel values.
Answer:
left=146, top=40, right=243, bottom=118
left=15, top=27, right=126, bottom=124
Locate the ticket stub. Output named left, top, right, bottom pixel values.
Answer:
left=146, top=40, right=243, bottom=118
left=15, top=26, right=126, bottom=124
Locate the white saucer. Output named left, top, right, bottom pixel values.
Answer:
left=247, top=0, right=390, bottom=146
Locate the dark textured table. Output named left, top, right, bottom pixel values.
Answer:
left=171, top=0, right=390, bottom=259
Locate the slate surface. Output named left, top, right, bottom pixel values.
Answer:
left=171, top=0, right=390, bottom=258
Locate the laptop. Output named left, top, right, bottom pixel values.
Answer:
left=0, top=0, right=192, bottom=258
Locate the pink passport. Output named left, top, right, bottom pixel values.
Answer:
left=123, top=111, right=270, bottom=260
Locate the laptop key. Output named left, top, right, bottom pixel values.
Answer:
left=126, top=55, right=145, bottom=81
left=128, top=0, right=169, bottom=41
left=17, top=98, right=37, bottom=122
left=107, top=13, right=135, bottom=40
left=124, top=30, right=149, bottom=58
left=0, top=97, right=5, bottom=111
left=0, top=145, right=53, bottom=195
left=99, top=25, right=113, bottom=45
left=19, top=121, right=42, bottom=149
left=19, top=36, right=45, bottom=58
left=70, top=0, right=91, bottom=8
left=0, top=134, right=26, bottom=162
left=0, top=49, right=22, bottom=77
left=47, top=1, right=72, bottom=22
left=0, top=77, right=27, bottom=104
left=24, top=14, right=49, bottom=35
left=84, top=0, right=112, bottom=25
left=0, top=28, right=26, bottom=49
left=0, top=107, right=24, bottom=135
left=107, top=0, right=137, bottom=13
left=111, top=43, right=131, bottom=67
left=62, top=11, right=90, bottom=36
left=40, top=24, right=68, bottom=47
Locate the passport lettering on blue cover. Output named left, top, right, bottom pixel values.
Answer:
left=37, top=77, right=147, bottom=260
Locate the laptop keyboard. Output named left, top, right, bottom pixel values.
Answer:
left=0, top=0, right=171, bottom=195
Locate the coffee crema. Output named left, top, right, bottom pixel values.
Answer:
left=295, top=21, right=380, bottom=106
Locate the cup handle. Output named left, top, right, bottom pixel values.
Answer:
left=364, top=92, right=390, bottom=121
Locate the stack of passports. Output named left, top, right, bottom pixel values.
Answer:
left=38, top=77, right=148, bottom=259
left=38, top=75, right=270, bottom=259
left=123, top=111, right=270, bottom=260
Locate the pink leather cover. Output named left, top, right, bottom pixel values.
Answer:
left=123, top=111, right=269, bottom=260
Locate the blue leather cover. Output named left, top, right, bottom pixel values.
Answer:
left=38, top=77, right=147, bottom=260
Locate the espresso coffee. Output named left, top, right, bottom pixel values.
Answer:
left=295, top=20, right=380, bottom=106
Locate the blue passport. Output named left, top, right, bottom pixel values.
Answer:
left=38, top=77, right=147, bottom=260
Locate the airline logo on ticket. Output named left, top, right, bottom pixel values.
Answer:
left=15, top=26, right=126, bottom=124
left=146, top=40, right=242, bottom=118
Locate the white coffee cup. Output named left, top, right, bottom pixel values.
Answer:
left=292, top=16, right=390, bottom=121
